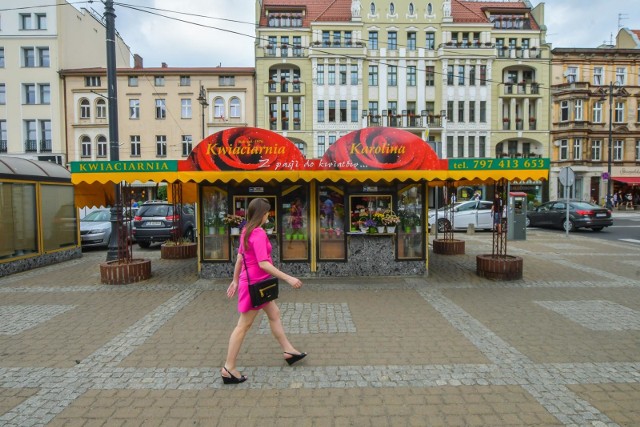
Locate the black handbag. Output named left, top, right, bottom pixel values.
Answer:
left=241, top=250, right=279, bottom=308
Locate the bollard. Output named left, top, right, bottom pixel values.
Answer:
left=467, top=223, right=475, bottom=234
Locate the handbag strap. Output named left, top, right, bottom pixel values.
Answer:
left=239, top=232, right=253, bottom=285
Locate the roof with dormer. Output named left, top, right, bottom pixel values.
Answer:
left=451, top=0, right=540, bottom=30
left=259, top=0, right=352, bottom=27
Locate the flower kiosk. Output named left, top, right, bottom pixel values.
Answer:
left=70, top=126, right=548, bottom=279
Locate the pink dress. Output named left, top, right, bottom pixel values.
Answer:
left=237, top=227, right=273, bottom=313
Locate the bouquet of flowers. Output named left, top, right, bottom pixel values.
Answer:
left=372, top=212, right=386, bottom=226
left=224, top=214, right=244, bottom=227
left=382, top=210, right=401, bottom=226
left=363, top=218, right=377, bottom=228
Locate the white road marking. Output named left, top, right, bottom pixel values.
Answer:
left=619, top=238, right=640, bottom=244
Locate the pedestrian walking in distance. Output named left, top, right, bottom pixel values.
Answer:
left=221, top=197, right=307, bottom=384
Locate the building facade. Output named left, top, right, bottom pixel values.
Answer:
left=255, top=0, right=550, bottom=201
left=0, top=0, right=130, bottom=164
left=550, top=28, right=640, bottom=205
left=60, top=61, right=255, bottom=165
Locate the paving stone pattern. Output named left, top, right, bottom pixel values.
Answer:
left=0, top=230, right=638, bottom=426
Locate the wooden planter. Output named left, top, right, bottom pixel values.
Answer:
left=100, top=258, right=151, bottom=285
left=476, top=254, right=523, bottom=281
left=161, top=243, right=197, bottom=259
left=433, top=238, right=465, bottom=255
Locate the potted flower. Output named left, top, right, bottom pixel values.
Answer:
left=363, top=218, right=377, bottom=233
left=372, top=212, right=386, bottom=233
left=224, top=214, right=244, bottom=235
left=382, top=210, right=400, bottom=233
left=263, top=221, right=275, bottom=234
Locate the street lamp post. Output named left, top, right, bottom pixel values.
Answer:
left=607, top=81, right=613, bottom=207
left=197, top=85, right=208, bottom=140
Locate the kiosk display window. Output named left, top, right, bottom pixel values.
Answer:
left=397, top=184, right=423, bottom=259
left=318, top=185, right=346, bottom=260
left=348, top=194, right=392, bottom=232
left=281, top=186, right=308, bottom=261
left=202, top=186, right=229, bottom=260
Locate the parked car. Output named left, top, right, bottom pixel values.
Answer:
left=132, top=201, right=196, bottom=248
left=526, top=200, right=613, bottom=232
left=428, top=200, right=494, bottom=232
left=80, top=208, right=133, bottom=247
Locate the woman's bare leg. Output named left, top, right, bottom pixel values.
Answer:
left=222, top=310, right=260, bottom=378
left=262, top=302, right=300, bottom=355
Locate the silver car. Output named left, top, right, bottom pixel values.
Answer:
left=428, top=200, right=494, bottom=232
left=80, top=209, right=134, bottom=247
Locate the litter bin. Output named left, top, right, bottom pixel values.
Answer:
left=507, top=191, right=527, bottom=240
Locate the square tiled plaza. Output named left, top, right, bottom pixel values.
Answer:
left=1, top=227, right=639, bottom=426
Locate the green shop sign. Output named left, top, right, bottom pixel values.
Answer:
left=70, top=160, right=178, bottom=173
left=449, top=158, right=549, bottom=171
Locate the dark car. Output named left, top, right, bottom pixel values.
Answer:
left=526, top=201, right=613, bottom=232
left=132, top=202, right=196, bottom=248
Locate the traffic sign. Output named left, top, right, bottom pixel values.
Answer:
left=559, top=167, right=575, bottom=187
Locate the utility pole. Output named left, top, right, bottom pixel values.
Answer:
left=105, top=0, right=121, bottom=261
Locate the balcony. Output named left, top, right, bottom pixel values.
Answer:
left=364, top=113, right=442, bottom=128
left=439, top=41, right=494, bottom=50
left=25, top=139, right=38, bottom=152
left=496, top=47, right=541, bottom=59
left=40, top=139, right=52, bottom=152
left=503, top=83, right=540, bottom=96
left=267, top=81, right=305, bottom=94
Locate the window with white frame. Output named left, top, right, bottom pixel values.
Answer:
left=0, top=48, right=4, bottom=67
left=317, top=100, right=324, bottom=122
left=179, top=76, right=191, bottom=86
left=593, top=101, right=602, bottom=123
left=22, top=47, right=35, bottom=67
left=407, top=32, right=416, bottom=50
left=458, top=65, right=465, bottom=85
left=219, top=76, right=235, bottom=86
left=317, top=64, right=324, bottom=85
left=407, top=66, right=416, bottom=86
left=328, top=64, right=335, bottom=85
left=560, top=100, right=569, bottom=121
left=636, top=140, right=640, bottom=161
left=155, top=99, right=166, bottom=119
left=130, top=135, right=141, bottom=157
left=128, top=76, right=138, bottom=87
left=573, top=138, right=582, bottom=160
left=181, top=99, right=192, bottom=119
left=637, top=103, right=640, bottom=122
left=80, top=98, right=90, bottom=118
left=426, top=32, right=435, bottom=49
left=36, top=84, right=49, bottom=104
left=0, top=120, right=7, bottom=152
left=214, top=98, right=224, bottom=118
left=339, top=64, right=347, bottom=84
left=81, top=136, right=91, bottom=157
left=154, top=76, right=164, bottom=86
left=614, top=102, right=624, bottom=122
left=96, top=99, right=106, bottom=118
left=559, top=140, right=568, bottom=160
left=156, top=135, right=167, bottom=157
left=613, top=140, right=623, bottom=161
left=36, top=13, right=46, bottom=29
left=38, top=47, right=49, bottom=67
left=230, top=98, right=240, bottom=117
left=591, top=140, right=602, bottom=161
left=566, top=66, right=577, bottom=83
left=350, top=65, right=358, bottom=85
left=129, top=99, right=139, bottom=119
left=593, top=67, right=603, bottom=85
left=317, top=135, right=326, bottom=156
left=368, top=65, right=378, bottom=85
left=615, top=67, right=626, bottom=85
left=0, top=84, right=4, bottom=105
left=20, top=14, right=32, bottom=30
left=84, top=76, right=101, bottom=87
left=96, top=135, right=107, bottom=158
left=574, top=99, right=583, bottom=121
left=388, top=31, right=397, bottom=50
left=388, top=65, right=397, bottom=86
left=181, top=135, right=192, bottom=157
left=351, top=100, right=358, bottom=122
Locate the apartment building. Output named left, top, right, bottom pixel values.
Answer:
left=0, top=0, right=130, bottom=164
left=550, top=28, right=640, bottom=204
left=59, top=58, right=255, bottom=163
left=255, top=0, right=550, bottom=200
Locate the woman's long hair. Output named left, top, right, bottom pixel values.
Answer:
left=242, top=198, right=271, bottom=250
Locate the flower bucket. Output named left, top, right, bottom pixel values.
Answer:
left=386, top=226, right=396, bottom=233
left=231, top=227, right=240, bottom=235
left=377, top=226, right=385, bottom=233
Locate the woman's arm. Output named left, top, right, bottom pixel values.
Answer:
left=258, top=261, right=302, bottom=289
left=226, top=253, right=243, bottom=298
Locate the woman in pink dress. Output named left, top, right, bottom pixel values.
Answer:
left=221, top=198, right=307, bottom=384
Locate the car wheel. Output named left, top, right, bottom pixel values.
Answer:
left=525, top=217, right=531, bottom=227
left=183, top=228, right=195, bottom=242
left=562, top=219, right=574, bottom=232
left=437, top=218, right=451, bottom=232
left=591, top=227, right=604, bottom=232
left=138, top=241, right=151, bottom=248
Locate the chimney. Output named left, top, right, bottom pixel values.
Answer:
left=161, top=62, right=168, bottom=68
left=133, top=54, right=143, bottom=69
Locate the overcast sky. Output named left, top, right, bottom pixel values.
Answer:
left=106, top=0, right=639, bottom=68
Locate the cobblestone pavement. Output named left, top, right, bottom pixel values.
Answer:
left=1, top=228, right=639, bottom=426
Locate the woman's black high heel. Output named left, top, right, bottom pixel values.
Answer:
left=284, top=352, right=307, bottom=366
left=221, top=367, right=247, bottom=384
